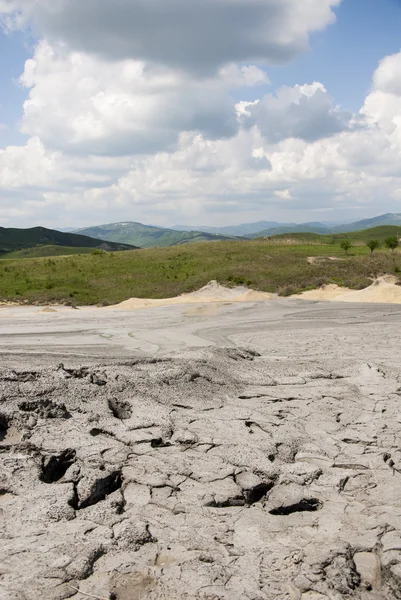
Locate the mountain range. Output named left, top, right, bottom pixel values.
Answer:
left=3, top=213, right=401, bottom=259
left=73, top=222, right=241, bottom=248
left=174, top=213, right=401, bottom=238
left=69, top=213, right=401, bottom=247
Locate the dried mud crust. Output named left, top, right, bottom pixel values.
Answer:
left=0, top=348, right=401, bottom=600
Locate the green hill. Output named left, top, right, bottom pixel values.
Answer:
left=0, top=226, right=138, bottom=256
left=266, top=225, right=401, bottom=244
left=332, top=213, right=401, bottom=233
left=247, top=224, right=330, bottom=238
left=0, top=233, right=400, bottom=305
left=74, top=222, right=243, bottom=248
left=0, top=246, right=100, bottom=260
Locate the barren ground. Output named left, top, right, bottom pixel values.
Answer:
left=1, top=298, right=401, bottom=600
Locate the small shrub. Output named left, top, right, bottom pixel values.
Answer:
left=340, top=240, right=352, bottom=255
left=227, top=275, right=246, bottom=285
left=385, top=236, right=399, bottom=253
left=278, top=285, right=297, bottom=297
left=366, top=240, right=380, bottom=254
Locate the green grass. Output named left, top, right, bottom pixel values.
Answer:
left=0, top=246, right=96, bottom=260
left=0, top=238, right=400, bottom=305
left=266, top=225, right=401, bottom=245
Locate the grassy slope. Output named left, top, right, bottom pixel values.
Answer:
left=75, top=222, right=240, bottom=248
left=0, top=246, right=97, bottom=260
left=0, top=239, right=400, bottom=305
left=0, top=226, right=138, bottom=254
left=263, top=225, right=401, bottom=244
left=247, top=225, right=330, bottom=238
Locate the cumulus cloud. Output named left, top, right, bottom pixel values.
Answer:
left=19, top=42, right=241, bottom=156
left=1, top=0, right=341, bottom=74
left=3, top=0, right=401, bottom=228
left=238, top=82, right=353, bottom=142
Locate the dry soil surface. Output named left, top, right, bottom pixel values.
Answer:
left=0, top=297, right=401, bottom=600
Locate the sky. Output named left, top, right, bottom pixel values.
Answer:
left=1, top=0, right=401, bottom=229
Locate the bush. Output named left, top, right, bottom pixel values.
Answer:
left=278, top=285, right=297, bottom=297
left=340, top=240, right=352, bottom=255
left=366, top=240, right=380, bottom=254
left=385, top=236, right=399, bottom=253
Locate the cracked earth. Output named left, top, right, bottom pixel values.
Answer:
left=0, top=299, right=401, bottom=599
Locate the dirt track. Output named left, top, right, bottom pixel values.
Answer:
left=1, top=298, right=401, bottom=599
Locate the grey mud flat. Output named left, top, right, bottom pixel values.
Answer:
left=1, top=298, right=401, bottom=600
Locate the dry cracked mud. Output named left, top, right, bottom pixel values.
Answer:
left=0, top=300, right=401, bottom=599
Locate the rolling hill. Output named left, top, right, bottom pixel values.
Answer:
left=265, top=225, right=401, bottom=244
left=0, top=232, right=399, bottom=305
left=0, top=226, right=138, bottom=256
left=246, top=224, right=330, bottom=238
left=73, top=222, right=242, bottom=248
left=174, top=213, right=401, bottom=238
left=171, top=221, right=293, bottom=236
left=331, top=213, right=401, bottom=233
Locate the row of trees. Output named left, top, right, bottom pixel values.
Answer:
left=340, top=236, right=399, bottom=255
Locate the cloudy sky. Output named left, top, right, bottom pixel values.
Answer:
left=1, top=0, right=401, bottom=229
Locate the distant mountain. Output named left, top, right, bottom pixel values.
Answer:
left=332, top=213, right=401, bottom=233
left=171, top=221, right=293, bottom=236
left=74, top=222, right=242, bottom=248
left=244, top=214, right=401, bottom=238
left=268, top=225, right=401, bottom=244
left=0, top=226, right=138, bottom=255
left=247, top=223, right=331, bottom=238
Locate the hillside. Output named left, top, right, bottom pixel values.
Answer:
left=247, top=224, right=330, bottom=238
left=0, top=246, right=99, bottom=260
left=0, top=226, right=138, bottom=255
left=266, top=225, right=401, bottom=244
left=0, top=235, right=400, bottom=305
left=332, top=213, right=401, bottom=233
left=173, top=213, right=401, bottom=239
left=171, top=221, right=292, bottom=236
left=74, top=222, right=242, bottom=248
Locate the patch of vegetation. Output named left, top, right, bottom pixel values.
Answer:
left=0, top=246, right=96, bottom=260
left=0, top=238, right=400, bottom=305
left=266, top=225, right=401, bottom=245
left=340, top=240, right=352, bottom=255
left=385, top=236, right=399, bottom=253
left=366, top=239, right=380, bottom=254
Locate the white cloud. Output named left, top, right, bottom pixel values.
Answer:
left=19, top=42, right=239, bottom=156
left=238, top=82, right=353, bottom=142
left=1, top=0, right=341, bottom=74
left=3, top=2, right=401, bottom=228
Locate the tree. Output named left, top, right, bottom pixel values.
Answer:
left=384, top=236, right=399, bottom=253
left=340, top=240, right=352, bottom=255
left=367, top=240, right=380, bottom=254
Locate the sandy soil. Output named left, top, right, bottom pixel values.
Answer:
left=296, top=276, right=401, bottom=303
left=111, top=280, right=273, bottom=310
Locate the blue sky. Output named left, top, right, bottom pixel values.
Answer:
left=236, top=0, right=401, bottom=109
left=1, top=0, right=401, bottom=228
left=0, top=29, right=31, bottom=145
left=2, top=0, right=401, bottom=140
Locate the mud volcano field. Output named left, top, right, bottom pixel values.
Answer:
left=1, top=298, right=401, bottom=600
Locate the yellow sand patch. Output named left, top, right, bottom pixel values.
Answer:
left=110, top=280, right=273, bottom=310
left=296, top=277, right=401, bottom=304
